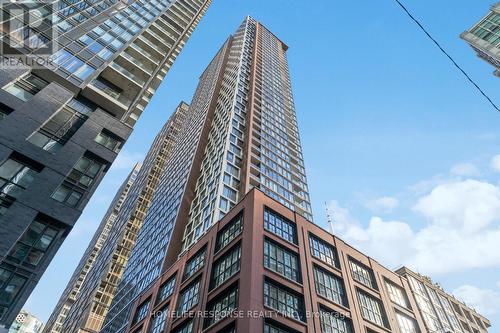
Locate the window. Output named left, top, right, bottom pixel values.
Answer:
left=319, top=308, right=353, bottom=333
left=264, top=239, right=300, bottom=282
left=349, top=259, right=377, bottom=289
left=264, top=322, right=298, bottom=333
left=215, top=213, right=243, bottom=252
left=204, top=286, right=238, bottom=328
left=3, top=74, right=48, bottom=101
left=264, top=280, right=304, bottom=322
left=157, top=276, right=176, bottom=303
left=95, top=130, right=122, bottom=151
left=132, top=299, right=150, bottom=325
left=471, top=13, right=500, bottom=45
left=176, top=280, right=200, bottom=313
left=148, top=306, right=167, bottom=333
left=385, top=280, right=409, bottom=308
left=210, top=245, right=241, bottom=289
left=313, top=266, right=347, bottom=307
left=7, top=218, right=60, bottom=268
left=0, top=264, right=27, bottom=309
left=92, top=77, right=123, bottom=100
left=51, top=182, right=84, bottom=207
left=357, top=290, right=388, bottom=328
left=183, top=249, right=205, bottom=281
left=0, top=195, right=14, bottom=217
left=264, top=208, right=297, bottom=244
left=67, top=154, right=104, bottom=188
left=396, top=312, right=419, bottom=333
left=216, top=323, right=236, bottom=333
left=309, top=235, right=339, bottom=268
left=0, top=155, right=41, bottom=200
left=172, top=320, right=194, bottom=333
left=52, top=153, right=106, bottom=207
left=0, top=103, right=13, bottom=120
left=28, top=102, right=89, bottom=152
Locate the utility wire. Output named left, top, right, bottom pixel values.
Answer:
left=393, top=0, right=500, bottom=113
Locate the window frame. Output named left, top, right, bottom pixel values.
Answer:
left=210, top=243, right=241, bottom=290
left=182, top=248, right=206, bottom=282
left=176, top=279, right=201, bottom=314
left=6, top=218, right=60, bottom=268
left=263, top=238, right=301, bottom=283
left=348, top=258, right=377, bottom=290
left=313, top=265, right=348, bottom=307
left=214, top=212, right=243, bottom=253
left=263, top=279, right=305, bottom=322
left=263, top=207, right=297, bottom=245
left=309, top=234, right=340, bottom=269
left=357, top=289, right=389, bottom=328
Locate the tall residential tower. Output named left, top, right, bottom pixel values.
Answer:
left=0, top=0, right=211, bottom=327
left=101, top=17, right=313, bottom=333
left=41, top=162, right=142, bottom=333
left=44, top=102, right=189, bottom=333
left=461, top=2, right=500, bottom=77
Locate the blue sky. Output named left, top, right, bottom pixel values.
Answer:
left=26, top=0, right=500, bottom=328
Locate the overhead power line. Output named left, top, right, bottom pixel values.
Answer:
left=393, top=0, right=500, bottom=113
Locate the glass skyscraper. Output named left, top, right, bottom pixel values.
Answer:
left=100, top=16, right=313, bottom=333
left=43, top=102, right=189, bottom=333
left=0, top=0, right=211, bottom=328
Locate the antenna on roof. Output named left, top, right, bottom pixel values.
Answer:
left=325, top=201, right=334, bottom=234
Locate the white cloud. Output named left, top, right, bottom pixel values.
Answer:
left=450, top=162, right=480, bottom=177
left=453, top=285, right=500, bottom=316
left=330, top=179, right=500, bottom=275
left=491, top=155, right=500, bottom=173
left=111, top=151, right=144, bottom=171
left=365, top=196, right=399, bottom=213
left=413, top=179, right=500, bottom=233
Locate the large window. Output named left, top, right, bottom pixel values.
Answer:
left=309, top=235, right=339, bottom=268
left=319, top=308, right=353, bottom=333
left=28, top=98, right=94, bottom=152
left=0, top=264, right=27, bottom=313
left=210, top=245, right=241, bottom=289
left=95, top=130, right=123, bottom=151
left=264, top=239, right=300, bottom=282
left=204, top=286, right=238, bottom=328
left=176, top=280, right=200, bottom=313
left=264, top=208, right=297, bottom=244
left=132, top=299, right=150, bottom=325
left=313, top=267, right=347, bottom=307
left=51, top=153, right=106, bottom=207
left=29, top=107, right=86, bottom=152
left=7, top=218, right=60, bottom=268
left=357, top=290, right=388, bottom=328
left=396, top=312, right=419, bottom=333
left=0, top=155, right=41, bottom=202
left=264, top=321, right=297, bottom=333
left=157, top=275, right=176, bottom=304
left=183, top=248, right=205, bottom=281
left=172, top=320, right=194, bottom=333
left=66, top=154, right=105, bottom=189
left=385, top=280, right=409, bottom=308
left=215, top=213, right=243, bottom=252
left=3, top=74, right=48, bottom=101
left=264, top=280, right=304, bottom=322
left=148, top=306, right=167, bottom=333
left=349, top=259, right=377, bottom=289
